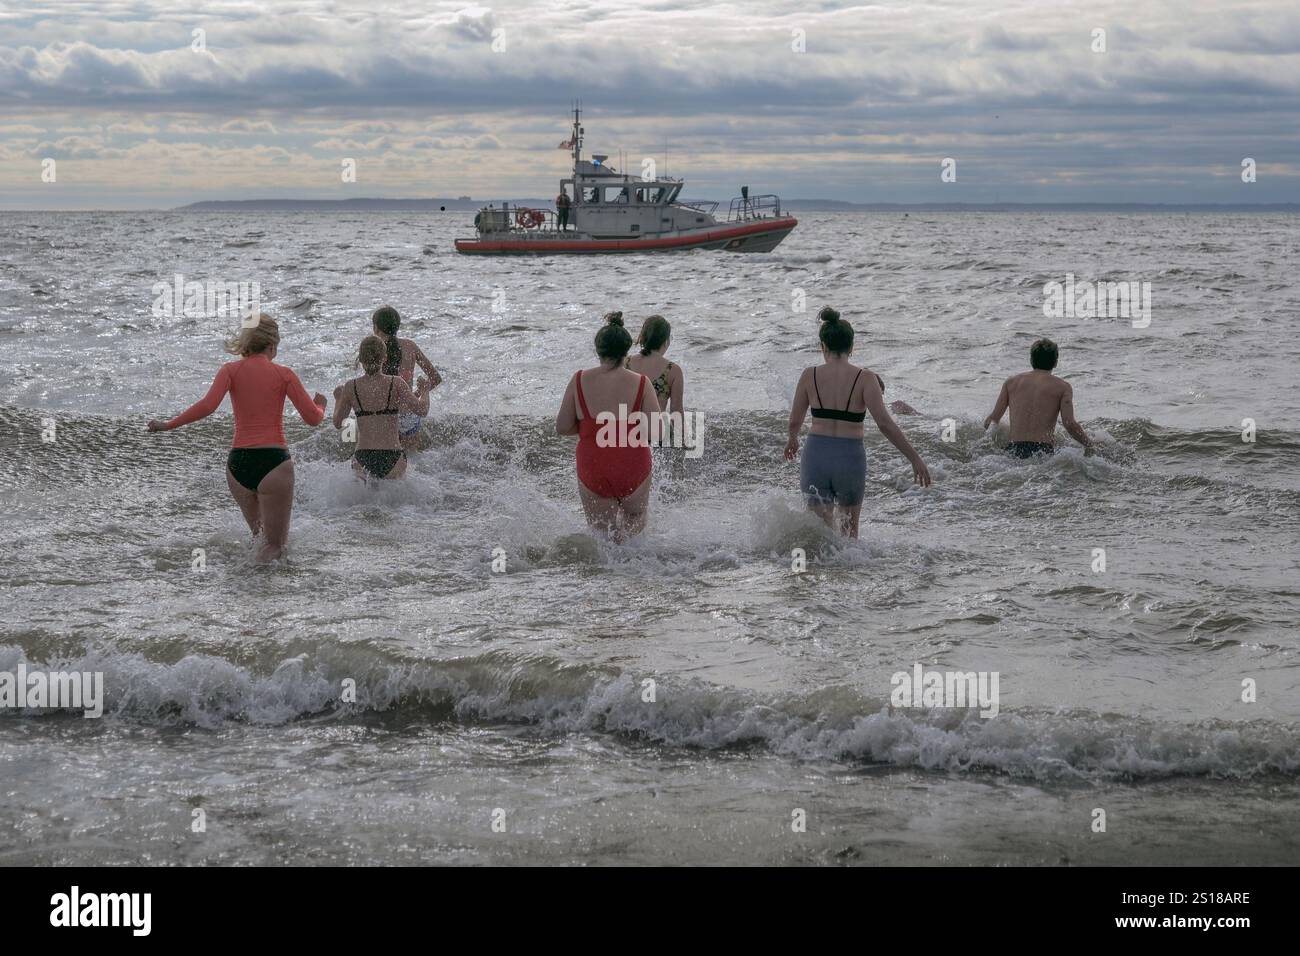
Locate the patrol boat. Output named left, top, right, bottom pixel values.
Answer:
left=454, top=106, right=797, bottom=255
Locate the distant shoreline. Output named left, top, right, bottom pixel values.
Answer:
left=4, top=198, right=1298, bottom=213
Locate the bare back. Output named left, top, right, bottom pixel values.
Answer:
left=555, top=363, right=662, bottom=437
left=625, top=353, right=669, bottom=384
left=334, top=373, right=424, bottom=450
left=375, top=335, right=437, bottom=388
left=625, top=352, right=682, bottom=412
left=1003, top=371, right=1071, bottom=443
left=575, top=365, right=657, bottom=418
left=803, top=360, right=871, bottom=439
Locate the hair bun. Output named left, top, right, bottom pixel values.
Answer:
left=604, top=311, right=624, bottom=327
left=818, top=306, right=840, bottom=324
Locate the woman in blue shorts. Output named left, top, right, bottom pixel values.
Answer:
left=784, top=307, right=931, bottom=537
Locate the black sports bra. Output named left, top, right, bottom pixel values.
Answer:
left=810, top=367, right=866, bottom=423
left=353, top=378, right=397, bottom=417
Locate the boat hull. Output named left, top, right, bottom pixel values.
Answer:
left=455, top=217, right=797, bottom=255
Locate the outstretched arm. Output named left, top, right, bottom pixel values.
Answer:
left=149, top=364, right=232, bottom=431
left=284, top=368, right=327, bottom=426
left=1059, top=383, right=1092, bottom=449
left=864, top=371, right=931, bottom=487
left=984, top=379, right=1010, bottom=428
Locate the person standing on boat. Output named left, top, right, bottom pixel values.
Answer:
left=555, top=312, right=661, bottom=541
left=556, top=189, right=571, bottom=231
left=784, top=307, right=931, bottom=538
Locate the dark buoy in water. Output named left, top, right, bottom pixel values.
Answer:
left=440, top=205, right=446, bottom=211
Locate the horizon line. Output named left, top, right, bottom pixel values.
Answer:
left=5, top=199, right=1300, bottom=214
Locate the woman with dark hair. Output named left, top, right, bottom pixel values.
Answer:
left=784, top=306, right=930, bottom=537
left=625, top=314, right=684, bottom=415
left=370, top=305, right=441, bottom=451
left=333, top=336, right=431, bottom=481
left=147, top=314, right=327, bottom=563
left=555, top=311, right=662, bottom=540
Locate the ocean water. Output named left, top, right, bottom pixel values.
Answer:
left=1, top=210, right=1297, bottom=866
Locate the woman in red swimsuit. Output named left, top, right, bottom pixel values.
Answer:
left=147, top=315, right=327, bottom=563
left=555, top=312, right=661, bottom=540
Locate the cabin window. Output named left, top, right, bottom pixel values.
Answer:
left=630, top=224, right=640, bottom=233
left=604, top=186, right=631, bottom=203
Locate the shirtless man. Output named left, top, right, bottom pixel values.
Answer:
left=983, top=338, right=1093, bottom=458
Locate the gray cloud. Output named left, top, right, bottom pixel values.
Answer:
left=0, top=0, right=1296, bottom=206
left=449, top=6, right=498, bottom=43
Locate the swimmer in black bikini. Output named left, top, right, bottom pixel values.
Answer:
left=333, top=336, right=431, bottom=480
left=983, top=337, right=1094, bottom=458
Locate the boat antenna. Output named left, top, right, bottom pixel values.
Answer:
left=571, top=99, right=582, bottom=169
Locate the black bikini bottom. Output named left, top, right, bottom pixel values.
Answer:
left=354, top=449, right=405, bottom=479
left=227, top=447, right=291, bottom=491
left=1007, top=441, right=1054, bottom=459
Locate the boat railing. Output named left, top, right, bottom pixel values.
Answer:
left=476, top=205, right=579, bottom=235
left=726, top=194, right=783, bottom=221
left=675, top=200, right=719, bottom=217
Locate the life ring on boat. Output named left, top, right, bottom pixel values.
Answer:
left=516, top=207, right=546, bottom=229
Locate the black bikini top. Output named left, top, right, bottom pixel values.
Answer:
left=353, top=378, right=397, bottom=417
left=810, top=367, right=866, bottom=423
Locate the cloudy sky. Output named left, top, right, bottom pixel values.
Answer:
left=1, top=0, right=1297, bottom=208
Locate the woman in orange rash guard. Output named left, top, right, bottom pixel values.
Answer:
left=148, top=315, right=327, bottom=563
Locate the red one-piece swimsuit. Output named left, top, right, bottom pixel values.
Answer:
left=574, top=370, right=653, bottom=500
